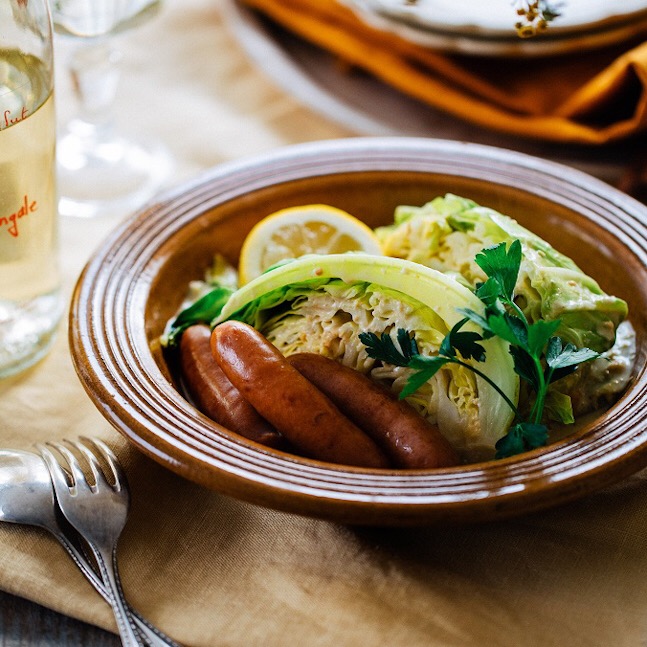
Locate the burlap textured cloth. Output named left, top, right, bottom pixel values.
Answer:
left=2, top=1, right=647, bottom=645
left=241, top=0, right=647, bottom=145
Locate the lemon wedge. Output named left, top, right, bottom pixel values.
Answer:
left=238, top=204, right=383, bottom=284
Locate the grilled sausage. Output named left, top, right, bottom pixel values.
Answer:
left=210, top=321, right=390, bottom=468
left=287, top=353, right=460, bottom=469
left=179, top=325, right=284, bottom=448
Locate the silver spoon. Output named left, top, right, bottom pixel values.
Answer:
left=0, top=448, right=179, bottom=647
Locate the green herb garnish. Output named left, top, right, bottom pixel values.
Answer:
left=162, top=285, right=234, bottom=348
left=359, top=240, right=599, bottom=459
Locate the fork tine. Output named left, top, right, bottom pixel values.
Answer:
left=36, top=443, right=71, bottom=492
left=50, top=442, right=92, bottom=494
left=71, top=440, right=110, bottom=491
left=80, top=436, right=127, bottom=494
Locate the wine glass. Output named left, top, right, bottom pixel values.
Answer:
left=51, top=0, right=173, bottom=218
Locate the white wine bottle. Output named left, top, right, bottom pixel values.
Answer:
left=0, top=1, right=62, bottom=378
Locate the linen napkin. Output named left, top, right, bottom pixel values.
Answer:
left=240, top=0, right=647, bottom=145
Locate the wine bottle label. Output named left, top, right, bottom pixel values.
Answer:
left=0, top=90, right=58, bottom=298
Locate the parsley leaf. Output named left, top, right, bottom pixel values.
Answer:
left=400, top=356, right=450, bottom=398
left=475, top=278, right=505, bottom=309
left=495, top=422, right=549, bottom=459
left=527, top=319, right=562, bottom=357
left=440, top=318, right=487, bottom=361
left=474, top=239, right=522, bottom=302
left=458, top=307, right=494, bottom=338
left=488, top=312, right=527, bottom=348
left=508, top=346, right=537, bottom=390
left=359, top=330, right=413, bottom=366
left=545, top=336, right=599, bottom=384
left=397, top=327, right=419, bottom=360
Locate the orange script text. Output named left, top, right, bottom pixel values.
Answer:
left=2, top=106, right=29, bottom=130
left=1, top=195, right=38, bottom=238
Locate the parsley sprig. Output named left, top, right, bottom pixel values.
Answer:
left=359, top=240, right=599, bottom=459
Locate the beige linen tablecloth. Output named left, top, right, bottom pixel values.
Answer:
left=2, top=1, right=647, bottom=645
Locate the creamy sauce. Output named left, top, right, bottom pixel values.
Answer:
left=571, top=320, right=636, bottom=415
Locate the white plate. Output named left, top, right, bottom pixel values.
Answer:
left=360, top=0, right=647, bottom=36
left=340, top=0, right=647, bottom=56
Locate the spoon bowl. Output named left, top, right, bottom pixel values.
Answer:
left=0, top=449, right=58, bottom=530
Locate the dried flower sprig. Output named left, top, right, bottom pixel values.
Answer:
left=401, top=0, right=563, bottom=38
left=513, top=1, right=563, bottom=37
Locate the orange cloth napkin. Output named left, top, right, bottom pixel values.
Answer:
left=241, top=0, right=647, bottom=145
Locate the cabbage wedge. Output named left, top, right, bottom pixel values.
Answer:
left=376, top=194, right=628, bottom=353
left=216, top=253, right=519, bottom=457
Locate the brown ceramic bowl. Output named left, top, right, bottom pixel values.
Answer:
left=70, top=138, right=647, bottom=525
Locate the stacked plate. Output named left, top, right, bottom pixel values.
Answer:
left=339, top=0, right=647, bottom=56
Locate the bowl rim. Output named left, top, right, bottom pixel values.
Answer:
left=69, top=136, right=647, bottom=524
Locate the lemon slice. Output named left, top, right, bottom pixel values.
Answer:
left=238, top=204, right=383, bottom=284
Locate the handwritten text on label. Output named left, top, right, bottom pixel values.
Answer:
left=1, top=107, right=29, bottom=131
left=1, top=195, right=38, bottom=238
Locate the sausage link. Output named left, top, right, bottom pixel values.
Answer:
left=179, top=325, right=284, bottom=448
left=210, top=321, right=390, bottom=468
left=287, top=353, right=460, bottom=469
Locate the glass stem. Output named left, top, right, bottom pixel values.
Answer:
left=68, top=38, right=122, bottom=141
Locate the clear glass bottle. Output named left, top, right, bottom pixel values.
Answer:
left=0, top=0, right=62, bottom=378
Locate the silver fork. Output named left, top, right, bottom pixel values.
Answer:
left=3, top=448, right=178, bottom=647
left=38, top=437, right=145, bottom=647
